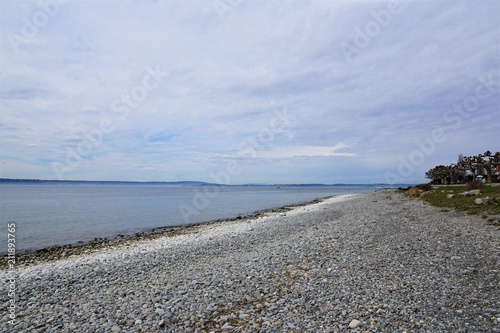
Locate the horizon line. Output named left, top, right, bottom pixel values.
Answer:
left=0, top=178, right=415, bottom=186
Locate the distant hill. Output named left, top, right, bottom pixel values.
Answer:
left=0, top=178, right=414, bottom=188
left=0, top=178, right=217, bottom=186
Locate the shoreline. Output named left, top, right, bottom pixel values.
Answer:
left=2, top=191, right=498, bottom=332
left=0, top=194, right=349, bottom=269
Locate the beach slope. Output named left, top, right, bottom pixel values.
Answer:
left=2, top=192, right=499, bottom=332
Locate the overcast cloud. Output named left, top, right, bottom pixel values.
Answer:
left=0, top=0, right=499, bottom=184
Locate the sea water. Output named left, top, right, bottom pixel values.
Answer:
left=0, top=183, right=377, bottom=252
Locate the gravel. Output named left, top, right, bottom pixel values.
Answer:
left=1, top=191, right=499, bottom=332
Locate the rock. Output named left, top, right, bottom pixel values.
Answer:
left=134, top=319, right=143, bottom=325
left=221, top=322, right=234, bottom=330
left=349, top=319, right=362, bottom=328
left=487, top=197, right=498, bottom=205
left=470, top=189, right=481, bottom=195
left=111, top=326, right=121, bottom=332
left=447, top=194, right=455, bottom=199
left=474, top=198, right=483, bottom=205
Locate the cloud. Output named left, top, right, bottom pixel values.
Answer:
left=0, top=0, right=498, bottom=183
left=239, top=144, right=356, bottom=159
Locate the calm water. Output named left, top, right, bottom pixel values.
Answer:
left=0, top=184, right=377, bottom=252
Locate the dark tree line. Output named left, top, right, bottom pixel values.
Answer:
left=425, top=151, right=500, bottom=184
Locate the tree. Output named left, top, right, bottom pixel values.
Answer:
left=445, top=151, right=500, bottom=183
left=482, top=151, right=500, bottom=183
left=458, top=155, right=477, bottom=178
left=425, top=165, right=449, bottom=184
left=444, top=163, right=459, bottom=184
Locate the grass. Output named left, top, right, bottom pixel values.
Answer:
left=421, top=185, right=500, bottom=225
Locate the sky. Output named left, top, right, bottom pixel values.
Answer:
left=0, top=0, right=499, bottom=184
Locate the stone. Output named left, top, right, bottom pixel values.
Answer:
left=474, top=198, right=483, bottom=205
left=134, top=319, right=143, bottom=325
left=349, top=319, right=362, bottom=328
left=221, top=322, right=234, bottom=330
left=487, top=197, right=498, bottom=205
left=447, top=194, right=455, bottom=199
left=111, top=326, right=121, bottom=332
left=470, top=189, right=481, bottom=195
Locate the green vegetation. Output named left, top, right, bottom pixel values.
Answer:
left=421, top=185, right=500, bottom=225
left=417, top=150, right=500, bottom=226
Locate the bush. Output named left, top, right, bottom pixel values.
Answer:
left=416, top=183, right=433, bottom=191
left=467, top=180, right=484, bottom=190
left=405, top=187, right=421, bottom=197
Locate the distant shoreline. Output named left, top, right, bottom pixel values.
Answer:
left=0, top=178, right=413, bottom=187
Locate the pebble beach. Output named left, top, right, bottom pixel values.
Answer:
left=2, top=191, right=499, bottom=332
